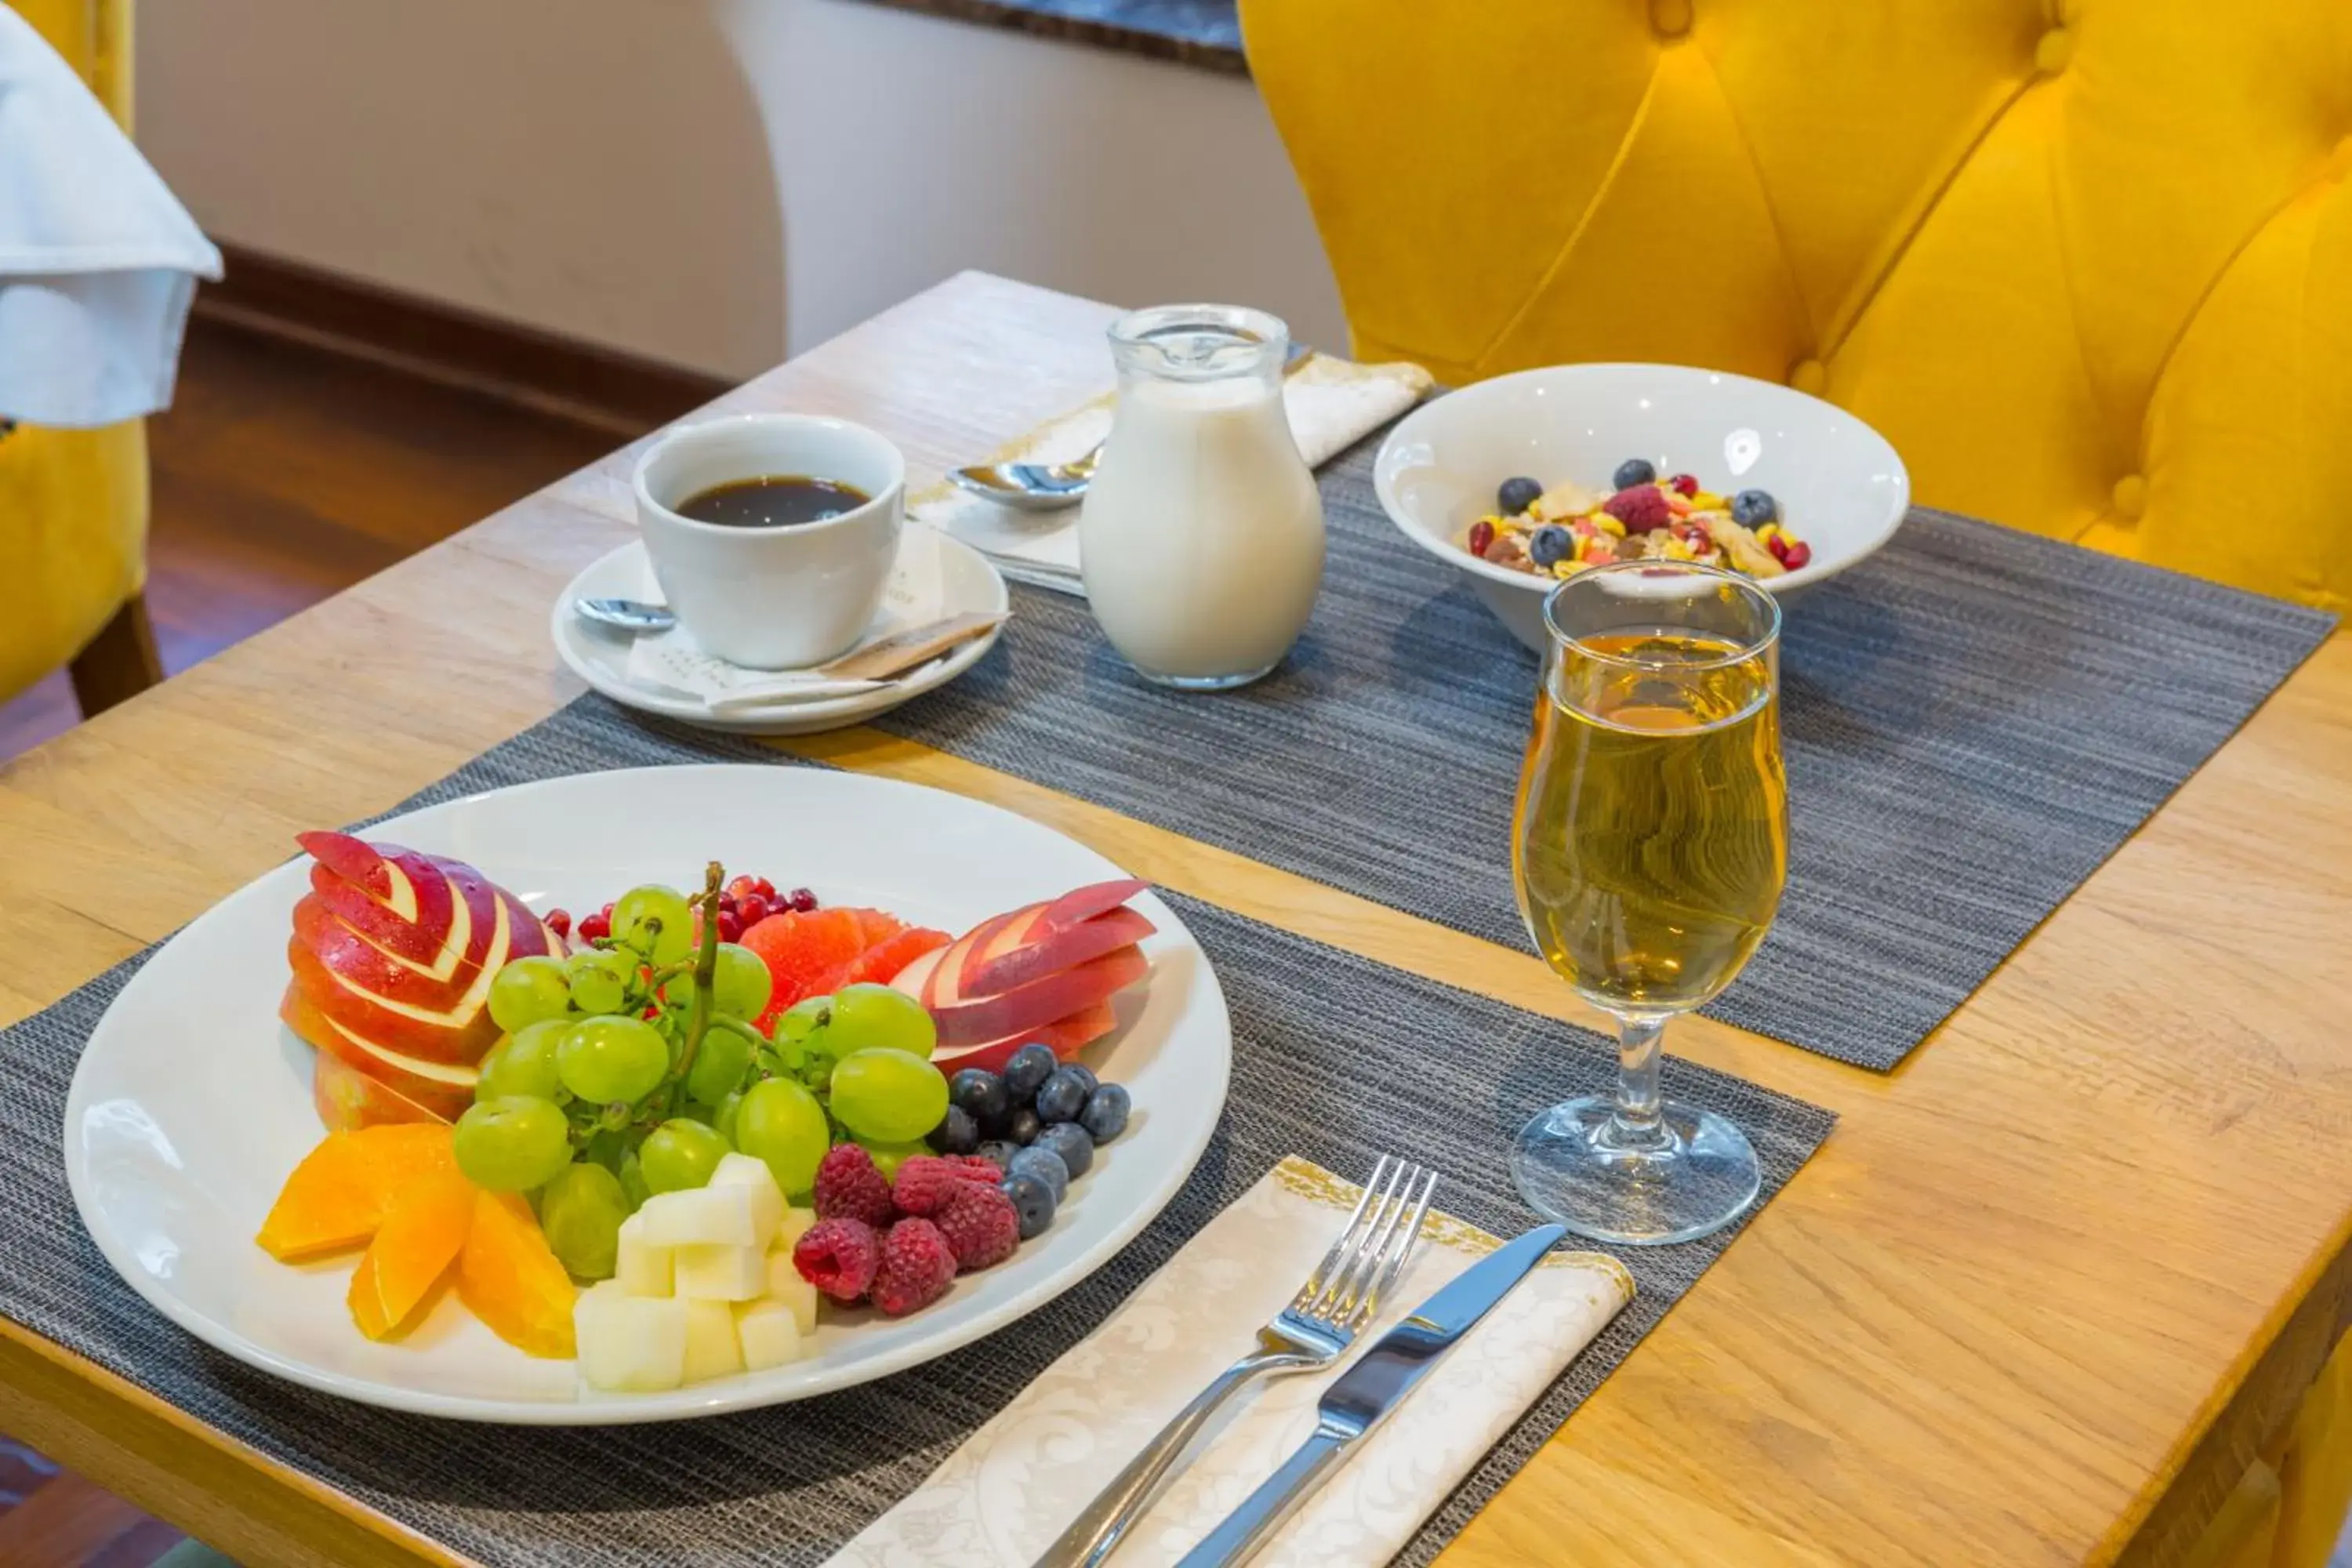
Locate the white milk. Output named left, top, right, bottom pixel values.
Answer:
left=1079, top=371, right=1325, bottom=688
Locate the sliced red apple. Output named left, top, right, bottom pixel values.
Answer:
left=961, top=906, right=1155, bottom=997
left=283, top=987, right=478, bottom=1119
left=920, top=910, right=1023, bottom=1009
left=1038, top=878, right=1149, bottom=931
left=296, top=830, right=394, bottom=898
left=928, top=946, right=1148, bottom=1050
left=312, top=1049, right=456, bottom=1131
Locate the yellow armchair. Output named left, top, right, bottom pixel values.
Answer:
left=1241, top=0, right=2352, bottom=614
left=0, top=0, right=159, bottom=713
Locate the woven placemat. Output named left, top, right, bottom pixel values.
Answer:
left=1, top=699, right=1833, bottom=1566
left=870, top=439, right=2336, bottom=1069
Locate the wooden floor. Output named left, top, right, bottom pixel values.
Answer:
left=0, top=318, right=614, bottom=1563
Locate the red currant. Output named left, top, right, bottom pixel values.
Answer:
left=1667, top=474, right=1698, bottom=497
left=724, top=875, right=762, bottom=903
left=1467, top=519, right=1495, bottom=558
left=545, top=908, right=572, bottom=938
left=1782, top=540, right=1813, bottom=571
left=578, top=911, right=611, bottom=942
left=787, top=887, right=818, bottom=913
left=717, top=909, right=744, bottom=942
left=735, top=893, right=770, bottom=927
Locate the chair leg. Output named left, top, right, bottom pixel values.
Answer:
left=67, top=594, right=164, bottom=717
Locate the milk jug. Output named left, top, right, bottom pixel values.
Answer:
left=1078, top=305, right=1324, bottom=689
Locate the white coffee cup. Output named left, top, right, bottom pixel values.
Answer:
left=633, top=414, right=906, bottom=669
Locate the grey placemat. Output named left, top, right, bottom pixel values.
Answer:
left=873, top=441, right=2336, bottom=1069
left=1, top=698, right=1834, bottom=1567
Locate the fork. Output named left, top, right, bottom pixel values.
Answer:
left=1033, top=1156, right=1439, bottom=1568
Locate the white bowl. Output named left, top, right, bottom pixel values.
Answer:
left=1372, top=364, right=1911, bottom=652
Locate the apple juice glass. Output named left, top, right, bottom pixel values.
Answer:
left=1510, top=560, right=1786, bottom=1245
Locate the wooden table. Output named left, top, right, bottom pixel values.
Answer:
left=4, top=273, right=2348, bottom=1568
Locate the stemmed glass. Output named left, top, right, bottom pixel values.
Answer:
left=1509, top=560, right=1786, bottom=1245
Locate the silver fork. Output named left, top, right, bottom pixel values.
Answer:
left=1034, top=1156, right=1439, bottom=1568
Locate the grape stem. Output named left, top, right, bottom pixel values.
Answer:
left=666, top=861, right=726, bottom=1112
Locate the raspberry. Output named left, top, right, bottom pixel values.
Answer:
left=893, top=1155, right=1005, bottom=1217
left=793, top=1218, right=880, bottom=1302
left=871, top=1218, right=957, bottom=1316
left=1666, top=473, right=1699, bottom=497
left=813, top=1145, right=896, bottom=1227
left=934, top=1181, right=1021, bottom=1272
left=1601, top=485, right=1671, bottom=534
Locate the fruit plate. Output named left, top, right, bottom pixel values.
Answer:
left=61, top=765, right=1232, bottom=1424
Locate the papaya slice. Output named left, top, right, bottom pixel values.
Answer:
left=347, top=1171, right=475, bottom=1341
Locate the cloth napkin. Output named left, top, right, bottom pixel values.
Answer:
left=0, top=7, right=223, bottom=427
left=913, top=354, right=1434, bottom=596
left=623, top=521, right=953, bottom=713
left=828, top=1156, right=1631, bottom=1567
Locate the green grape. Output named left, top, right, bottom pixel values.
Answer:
left=566, top=948, right=633, bottom=1014
left=861, top=1139, right=931, bottom=1181
left=828, top=1047, right=950, bottom=1144
left=640, top=1118, right=731, bottom=1193
left=733, top=1078, right=830, bottom=1199
left=661, top=944, right=774, bottom=1022
left=452, top=1096, right=572, bottom=1192
left=711, top=1089, right=745, bottom=1143
left=774, top=995, right=830, bottom=1045
left=617, top=1152, right=652, bottom=1210
left=828, top=983, right=936, bottom=1060
left=579, top=1127, right=630, bottom=1175
left=538, top=1161, right=628, bottom=1279
left=476, top=1018, right=568, bottom=1103
left=684, top=1023, right=754, bottom=1106
left=611, top=884, right=694, bottom=964
left=556, top=1015, right=670, bottom=1105
left=487, top=955, right=572, bottom=1034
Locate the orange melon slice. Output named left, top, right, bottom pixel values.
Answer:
left=256, top=1123, right=458, bottom=1262
left=347, top=1171, right=476, bottom=1341
left=458, top=1190, right=578, bottom=1359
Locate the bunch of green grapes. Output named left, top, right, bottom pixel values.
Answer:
left=456, top=863, right=949, bottom=1281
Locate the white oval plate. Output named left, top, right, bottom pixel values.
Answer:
left=551, top=525, right=1009, bottom=735
left=62, top=765, right=1230, bottom=1424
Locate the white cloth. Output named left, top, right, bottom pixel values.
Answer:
left=829, top=1156, right=1632, bottom=1567
left=912, top=354, right=1433, bottom=596
left=0, top=7, right=223, bottom=427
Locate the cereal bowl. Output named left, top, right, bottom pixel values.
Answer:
left=1373, top=363, right=1910, bottom=652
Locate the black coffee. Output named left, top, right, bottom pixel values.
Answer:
left=675, top=474, right=871, bottom=528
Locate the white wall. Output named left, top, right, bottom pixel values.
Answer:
left=136, top=0, right=1347, bottom=382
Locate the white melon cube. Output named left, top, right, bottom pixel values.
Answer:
left=777, top=1205, right=817, bottom=1248
left=674, top=1241, right=767, bottom=1301
left=615, top=1213, right=673, bottom=1298
left=707, top=1152, right=786, bottom=1250
left=575, top=1281, right=688, bottom=1392
left=638, top=1183, right=757, bottom=1249
left=681, top=1297, right=745, bottom=1385
left=764, top=1244, right=820, bottom=1335
left=735, top=1298, right=803, bottom=1372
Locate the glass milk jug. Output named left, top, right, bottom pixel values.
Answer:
left=1078, top=304, right=1325, bottom=690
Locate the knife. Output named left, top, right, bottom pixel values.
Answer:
left=1173, top=1221, right=1569, bottom=1568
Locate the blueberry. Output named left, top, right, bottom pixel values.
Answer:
left=1035, top=1068, right=1091, bottom=1123
left=1612, top=458, right=1657, bottom=491
left=975, top=1138, right=1019, bottom=1174
left=1002, top=1173, right=1056, bottom=1240
left=1033, top=1121, right=1094, bottom=1181
left=928, top=1104, right=979, bottom=1155
left=1007, top=1145, right=1070, bottom=1202
left=1496, top=476, right=1543, bottom=516
left=1007, top=1107, right=1043, bottom=1146
left=1060, top=1062, right=1099, bottom=1096
left=1528, top=524, right=1571, bottom=568
left=949, top=1068, right=1009, bottom=1125
left=1002, top=1044, right=1058, bottom=1104
left=1730, top=489, right=1778, bottom=528
left=1079, top=1083, right=1131, bottom=1143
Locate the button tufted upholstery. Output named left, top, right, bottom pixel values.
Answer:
left=1240, top=1, right=2352, bottom=612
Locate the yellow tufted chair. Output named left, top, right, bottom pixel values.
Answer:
left=1240, top=0, right=2352, bottom=615
left=0, top=0, right=160, bottom=717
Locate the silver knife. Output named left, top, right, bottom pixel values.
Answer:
left=1173, top=1221, right=1570, bottom=1568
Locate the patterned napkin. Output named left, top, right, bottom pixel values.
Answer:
left=827, top=1156, right=1629, bottom=1567
left=913, top=355, right=1434, bottom=596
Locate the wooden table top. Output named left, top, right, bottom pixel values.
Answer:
left=4, top=272, right=2349, bottom=1568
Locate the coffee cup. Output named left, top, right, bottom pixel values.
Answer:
left=633, top=414, right=906, bottom=669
